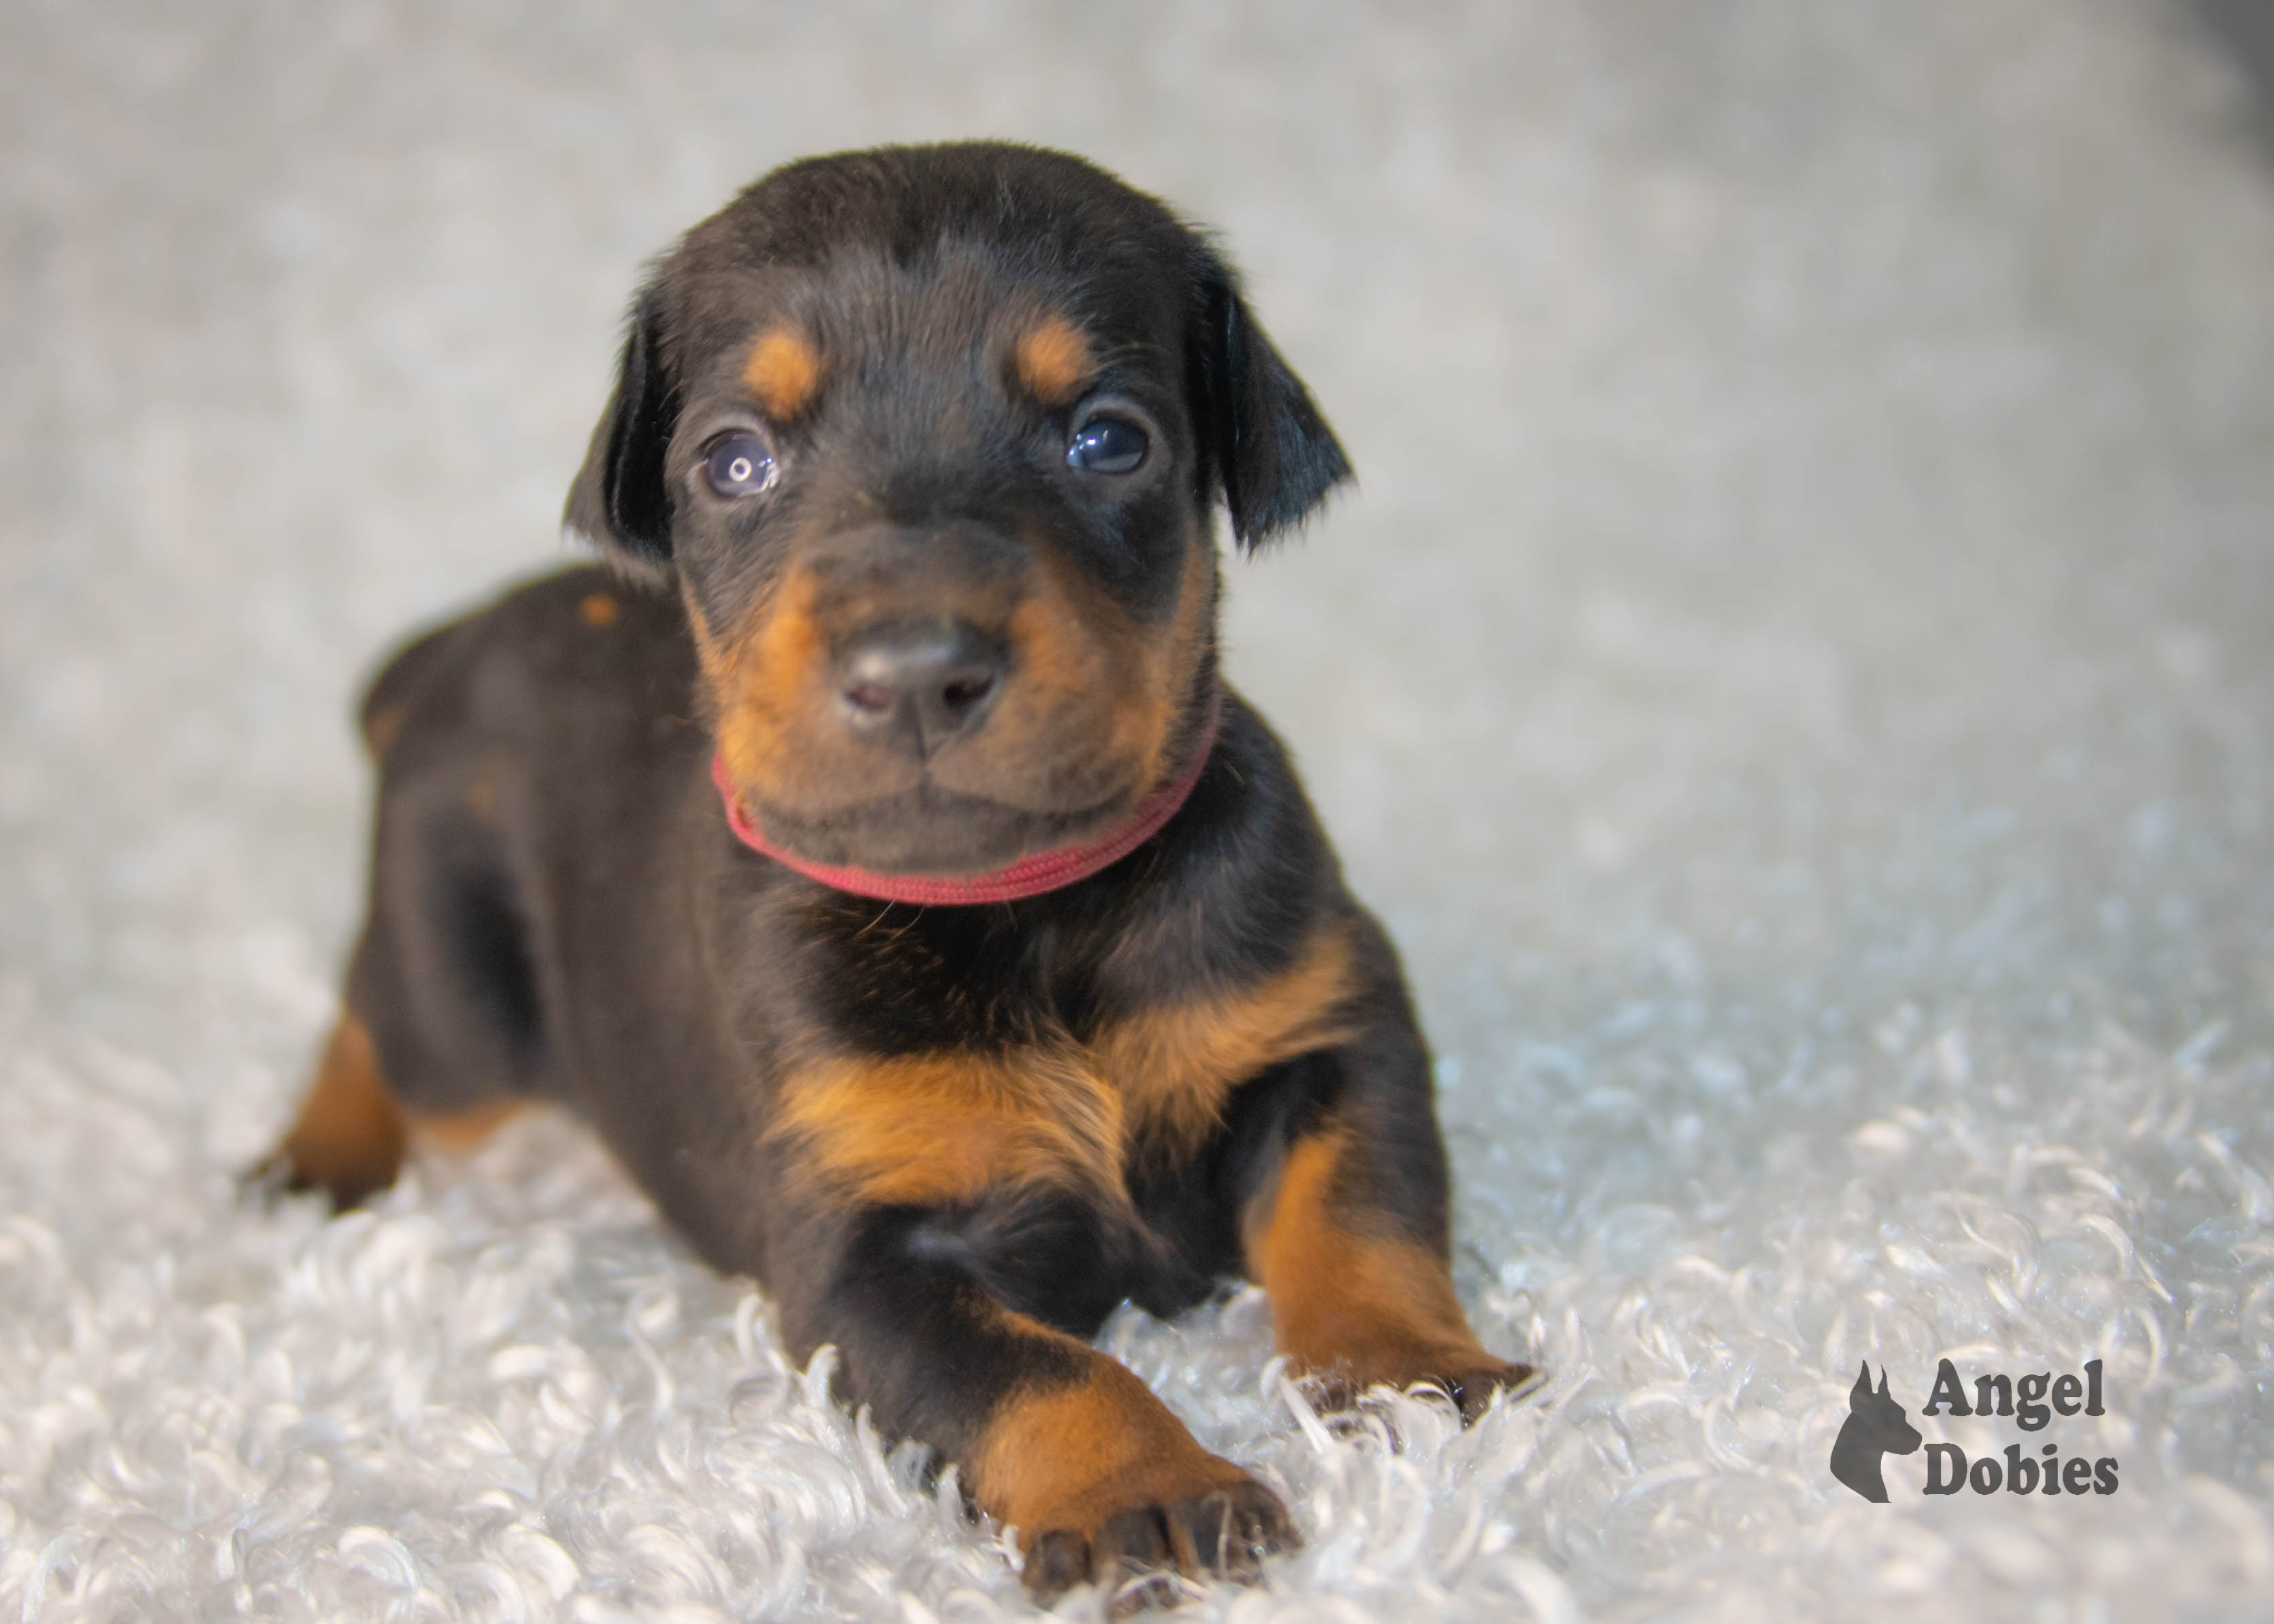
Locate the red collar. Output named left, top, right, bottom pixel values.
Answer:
left=710, top=689, right=1224, bottom=905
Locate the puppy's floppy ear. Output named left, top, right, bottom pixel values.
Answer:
left=564, top=286, right=681, bottom=572
left=1186, top=242, right=1353, bottom=550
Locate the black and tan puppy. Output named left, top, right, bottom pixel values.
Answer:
left=267, top=142, right=1532, bottom=1602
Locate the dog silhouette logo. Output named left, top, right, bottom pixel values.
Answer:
left=1830, top=1362, right=1922, bottom=1502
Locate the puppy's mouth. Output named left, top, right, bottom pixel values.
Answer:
left=729, top=773, right=1146, bottom=877
left=713, top=682, right=1224, bottom=889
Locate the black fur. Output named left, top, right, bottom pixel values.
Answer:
left=1186, top=242, right=1353, bottom=549
left=564, top=291, right=678, bottom=564
left=565, top=144, right=1349, bottom=573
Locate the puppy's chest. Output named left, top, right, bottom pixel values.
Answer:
left=768, top=921, right=1354, bottom=1209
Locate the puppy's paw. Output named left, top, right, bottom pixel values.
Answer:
left=237, top=1139, right=396, bottom=1214
left=1301, top=1340, right=1538, bottom=1426
left=1021, top=1468, right=1298, bottom=1608
left=1428, top=1355, right=1538, bottom=1423
left=251, top=1015, right=407, bottom=1212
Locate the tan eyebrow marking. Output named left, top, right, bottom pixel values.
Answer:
left=743, top=324, right=824, bottom=419
left=1012, top=315, right=1096, bottom=406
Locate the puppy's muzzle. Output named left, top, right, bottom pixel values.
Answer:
left=786, top=520, right=1027, bottom=767
left=836, top=616, right=1006, bottom=761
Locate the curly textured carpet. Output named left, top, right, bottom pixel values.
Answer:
left=4, top=2, right=2273, bottom=1619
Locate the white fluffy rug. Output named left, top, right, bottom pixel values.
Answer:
left=5, top=3, right=2273, bottom=1619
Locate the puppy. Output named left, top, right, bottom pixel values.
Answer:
left=267, top=142, right=1532, bottom=1602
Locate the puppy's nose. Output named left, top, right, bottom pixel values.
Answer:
left=836, top=619, right=1005, bottom=759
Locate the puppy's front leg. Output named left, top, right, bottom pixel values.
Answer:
left=1240, top=950, right=1534, bottom=1420
left=1246, top=1116, right=1530, bottom=1420
left=784, top=1204, right=1296, bottom=1603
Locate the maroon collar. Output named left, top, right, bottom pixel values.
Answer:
left=710, top=689, right=1224, bottom=905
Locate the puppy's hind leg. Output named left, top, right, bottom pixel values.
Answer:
left=256, top=1006, right=528, bottom=1211
left=259, top=1009, right=409, bottom=1210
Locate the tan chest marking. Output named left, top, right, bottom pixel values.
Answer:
left=773, top=925, right=1355, bottom=1205
left=1092, top=923, right=1356, bottom=1162
left=771, top=1046, right=1126, bottom=1207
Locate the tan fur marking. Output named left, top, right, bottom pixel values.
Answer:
left=776, top=926, right=1353, bottom=1207
left=744, top=325, right=823, bottom=419
left=1001, top=533, right=1205, bottom=800
left=410, top=1097, right=527, bottom=1152
left=1119, top=532, right=1211, bottom=794
left=1012, top=316, right=1096, bottom=406
left=1006, top=582, right=1129, bottom=760
left=713, top=567, right=827, bottom=793
left=281, top=1013, right=408, bottom=1205
left=579, top=591, right=620, bottom=629
left=279, top=1016, right=527, bottom=1199
left=1248, top=1128, right=1498, bottom=1393
left=1096, top=925, right=1358, bottom=1161
left=682, top=590, right=733, bottom=683
left=772, top=1048, right=1126, bottom=1207
left=969, top=1316, right=1250, bottom=1545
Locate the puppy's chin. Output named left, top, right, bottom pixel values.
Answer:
left=742, top=780, right=1139, bottom=876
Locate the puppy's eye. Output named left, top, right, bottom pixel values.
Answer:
left=702, top=432, right=778, bottom=498
left=1065, top=416, right=1148, bottom=476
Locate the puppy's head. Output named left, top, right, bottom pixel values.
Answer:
left=567, top=143, right=1349, bottom=876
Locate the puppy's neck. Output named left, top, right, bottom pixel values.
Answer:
left=712, top=683, right=1225, bottom=905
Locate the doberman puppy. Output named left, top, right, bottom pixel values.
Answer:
left=265, top=142, right=1532, bottom=1603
